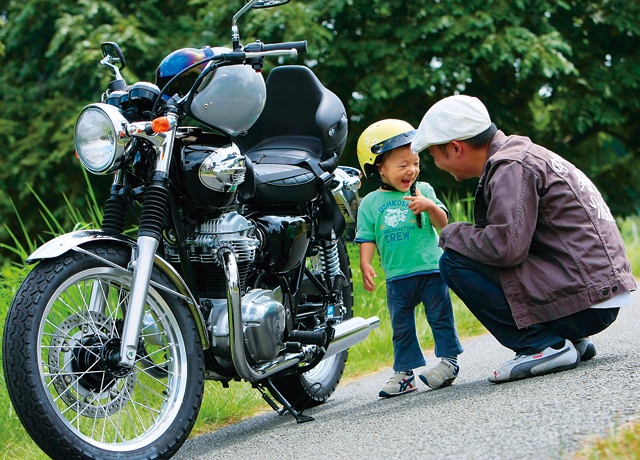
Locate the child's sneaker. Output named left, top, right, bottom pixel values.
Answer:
left=488, top=339, right=580, bottom=383
left=419, top=359, right=458, bottom=389
left=379, top=370, right=418, bottom=398
left=573, top=337, right=596, bottom=361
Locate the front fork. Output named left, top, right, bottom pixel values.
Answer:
left=94, top=118, right=178, bottom=368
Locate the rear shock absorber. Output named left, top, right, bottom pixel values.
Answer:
left=319, top=239, right=340, bottom=289
left=319, top=239, right=345, bottom=320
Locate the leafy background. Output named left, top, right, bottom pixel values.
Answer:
left=1, top=0, right=640, bottom=263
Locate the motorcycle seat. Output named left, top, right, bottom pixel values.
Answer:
left=244, top=136, right=323, bottom=205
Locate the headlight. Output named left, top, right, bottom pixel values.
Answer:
left=74, top=103, right=128, bottom=174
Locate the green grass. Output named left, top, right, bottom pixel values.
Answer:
left=573, top=419, right=640, bottom=460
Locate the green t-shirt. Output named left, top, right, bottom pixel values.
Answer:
left=355, top=182, right=447, bottom=281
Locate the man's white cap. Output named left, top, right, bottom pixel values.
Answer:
left=411, top=95, right=492, bottom=153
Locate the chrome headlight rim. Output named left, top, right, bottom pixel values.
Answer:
left=74, top=103, right=129, bottom=175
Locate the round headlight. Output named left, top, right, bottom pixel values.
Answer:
left=74, top=104, right=128, bottom=174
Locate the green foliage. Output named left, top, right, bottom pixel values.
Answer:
left=2, top=0, right=640, bottom=263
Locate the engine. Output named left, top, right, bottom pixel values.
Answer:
left=165, top=212, right=259, bottom=298
left=164, top=212, right=285, bottom=364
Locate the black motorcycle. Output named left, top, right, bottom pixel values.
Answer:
left=2, top=1, right=378, bottom=459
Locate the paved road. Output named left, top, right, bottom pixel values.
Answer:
left=176, top=290, right=640, bottom=460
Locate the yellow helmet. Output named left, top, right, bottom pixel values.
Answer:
left=356, top=119, right=416, bottom=178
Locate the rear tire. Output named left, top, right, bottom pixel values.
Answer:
left=3, top=245, right=205, bottom=460
left=272, top=238, right=353, bottom=410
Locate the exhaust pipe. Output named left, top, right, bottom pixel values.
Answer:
left=324, top=316, right=380, bottom=358
left=220, top=247, right=380, bottom=383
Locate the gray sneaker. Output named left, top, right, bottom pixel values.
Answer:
left=379, top=371, right=418, bottom=398
left=488, top=340, right=580, bottom=384
left=573, top=337, right=596, bottom=361
left=419, top=359, right=458, bottom=389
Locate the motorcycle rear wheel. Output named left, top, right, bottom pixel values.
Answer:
left=3, top=245, right=204, bottom=460
left=272, top=238, right=353, bottom=410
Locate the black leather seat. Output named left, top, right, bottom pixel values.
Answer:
left=236, top=66, right=347, bottom=205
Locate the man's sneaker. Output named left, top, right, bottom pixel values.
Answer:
left=419, top=359, right=458, bottom=389
left=573, top=337, right=596, bottom=361
left=488, top=339, right=580, bottom=384
left=379, top=371, right=418, bottom=398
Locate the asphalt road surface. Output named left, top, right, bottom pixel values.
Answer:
left=176, top=289, right=640, bottom=460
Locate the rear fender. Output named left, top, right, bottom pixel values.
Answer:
left=27, top=230, right=210, bottom=349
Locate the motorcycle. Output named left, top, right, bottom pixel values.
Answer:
left=2, top=1, right=379, bottom=459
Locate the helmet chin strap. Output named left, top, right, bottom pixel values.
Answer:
left=378, top=178, right=423, bottom=229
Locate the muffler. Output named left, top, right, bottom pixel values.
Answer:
left=324, top=316, right=380, bottom=358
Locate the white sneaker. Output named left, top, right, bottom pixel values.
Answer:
left=488, top=340, right=580, bottom=383
left=379, top=371, right=418, bottom=398
left=573, top=337, right=596, bottom=361
left=419, top=359, right=458, bottom=389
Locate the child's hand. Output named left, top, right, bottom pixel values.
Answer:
left=404, top=188, right=435, bottom=215
left=361, top=264, right=377, bottom=292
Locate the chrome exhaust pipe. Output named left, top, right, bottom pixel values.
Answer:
left=220, top=247, right=380, bottom=382
left=324, top=316, right=380, bottom=359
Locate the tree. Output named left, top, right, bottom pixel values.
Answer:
left=1, top=0, right=640, bottom=262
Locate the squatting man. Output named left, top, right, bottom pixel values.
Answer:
left=410, top=95, right=635, bottom=383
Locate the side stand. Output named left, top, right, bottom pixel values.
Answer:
left=255, top=379, right=315, bottom=423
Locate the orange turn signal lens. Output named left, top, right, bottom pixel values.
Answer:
left=152, top=117, right=171, bottom=133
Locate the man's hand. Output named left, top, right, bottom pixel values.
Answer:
left=361, top=263, right=377, bottom=292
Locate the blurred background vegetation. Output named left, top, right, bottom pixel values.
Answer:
left=1, top=0, right=640, bottom=264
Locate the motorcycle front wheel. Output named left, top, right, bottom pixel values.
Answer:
left=3, top=245, right=204, bottom=460
left=272, top=238, right=353, bottom=410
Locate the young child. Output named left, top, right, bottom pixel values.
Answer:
left=354, top=119, right=464, bottom=398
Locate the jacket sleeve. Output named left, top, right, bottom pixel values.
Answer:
left=439, top=160, right=540, bottom=268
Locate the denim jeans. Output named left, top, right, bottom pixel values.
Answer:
left=386, top=273, right=464, bottom=371
left=439, top=249, right=619, bottom=355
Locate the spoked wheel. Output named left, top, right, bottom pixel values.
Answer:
left=272, top=238, right=353, bottom=410
left=3, top=245, right=204, bottom=460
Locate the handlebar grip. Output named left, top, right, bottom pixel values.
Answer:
left=263, top=41, right=307, bottom=53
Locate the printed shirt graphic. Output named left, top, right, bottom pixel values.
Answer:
left=355, top=182, right=447, bottom=280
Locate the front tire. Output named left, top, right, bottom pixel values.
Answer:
left=3, top=245, right=205, bottom=460
left=272, top=238, right=353, bottom=410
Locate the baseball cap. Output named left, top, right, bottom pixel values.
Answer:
left=411, top=95, right=492, bottom=153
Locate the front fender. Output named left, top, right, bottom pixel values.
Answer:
left=27, top=230, right=210, bottom=349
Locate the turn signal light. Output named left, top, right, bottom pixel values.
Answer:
left=152, top=117, right=171, bottom=133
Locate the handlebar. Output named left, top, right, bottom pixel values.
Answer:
left=243, top=40, right=307, bottom=54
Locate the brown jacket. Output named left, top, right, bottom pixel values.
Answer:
left=439, top=130, right=635, bottom=328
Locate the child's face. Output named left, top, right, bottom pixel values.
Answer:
left=377, top=146, right=420, bottom=192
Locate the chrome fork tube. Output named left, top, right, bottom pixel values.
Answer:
left=119, top=236, right=160, bottom=366
left=118, top=126, right=175, bottom=367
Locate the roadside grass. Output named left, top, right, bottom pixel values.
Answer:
left=573, top=418, right=640, bottom=460
left=1, top=194, right=639, bottom=459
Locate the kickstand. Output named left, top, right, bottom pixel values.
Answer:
left=256, top=379, right=315, bottom=423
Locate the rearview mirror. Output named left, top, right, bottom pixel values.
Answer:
left=101, top=42, right=126, bottom=71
